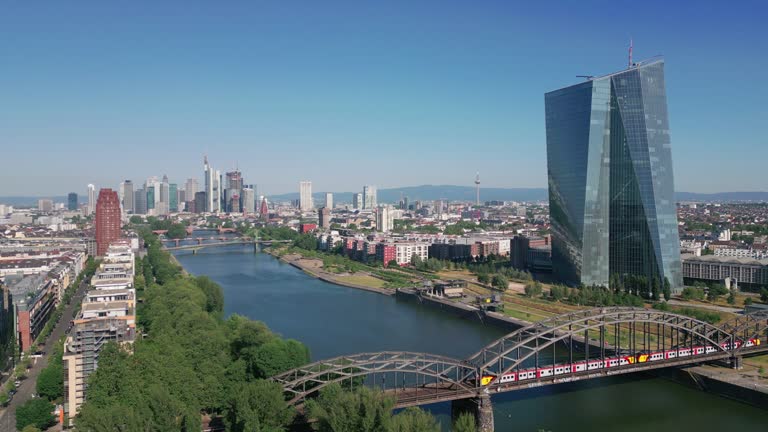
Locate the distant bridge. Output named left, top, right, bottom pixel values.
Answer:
left=162, top=236, right=291, bottom=252
left=272, top=307, right=768, bottom=431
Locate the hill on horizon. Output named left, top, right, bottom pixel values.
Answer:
left=3, top=188, right=768, bottom=208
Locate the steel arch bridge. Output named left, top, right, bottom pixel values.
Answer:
left=272, top=307, right=768, bottom=408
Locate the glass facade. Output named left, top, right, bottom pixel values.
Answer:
left=545, top=59, right=682, bottom=290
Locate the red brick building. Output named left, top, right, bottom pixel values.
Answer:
left=300, top=223, right=317, bottom=234
left=96, top=189, right=121, bottom=256
left=376, top=244, right=396, bottom=266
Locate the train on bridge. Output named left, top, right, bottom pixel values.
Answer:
left=481, top=337, right=761, bottom=386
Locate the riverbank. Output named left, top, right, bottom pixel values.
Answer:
left=267, top=249, right=396, bottom=296
left=656, top=363, right=768, bottom=410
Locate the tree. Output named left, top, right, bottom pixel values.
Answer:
left=36, top=359, right=63, bottom=401
left=492, top=274, right=509, bottom=291
left=307, top=384, right=394, bottom=432
left=391, top=407, right=440, bottom=432
left=477, top=273, right=490, bottom=284
left=663, top=277, right=672, bottom=301
left=761, top=288, right=768, bottom=303
left=224, top=380, right=295, bottom=432
left=727, top=291, right=736, bottom=305
left=410, top=253, right=422, bottom=267
left=21, top=426, right=41, bottom=432
left=524, top=281, right=543, bottom=298
left=387, top=260, right=399, bottom=268
left=744, top=297, right=753, bottom=307
left=166, top=223, right=188, bottom=239
left=248, top=338, right=310, bottom=379
left=453, top=412, right=477, bottom=432
left=651, top=277, right=660, bottom=301
left=129, top=215, right=144, bottom=224
left=16, top=399, right=56, bottom=431
left=707, top=284, right=728, bottom=301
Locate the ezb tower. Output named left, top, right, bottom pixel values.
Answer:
left=545, top=58, right=682, bottom=291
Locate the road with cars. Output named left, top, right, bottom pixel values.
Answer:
left=0, top=279, right=88, bottom=431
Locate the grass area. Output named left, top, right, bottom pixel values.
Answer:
left=336, top=274, right=387, bottom=289
left=744, top=354, right=768, bottom=376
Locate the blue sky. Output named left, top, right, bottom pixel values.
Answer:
left=2, top=1, right=766, bottom=196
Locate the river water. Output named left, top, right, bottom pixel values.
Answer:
left=172, top=243, right=768, bottom=431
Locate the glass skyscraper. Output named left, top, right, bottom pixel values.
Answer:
left=545, top=58, right=682, bottom=291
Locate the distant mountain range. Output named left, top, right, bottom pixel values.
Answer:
left=3, top=188, right=768, bottom=208
left=269, top=185, right=768, bottom=204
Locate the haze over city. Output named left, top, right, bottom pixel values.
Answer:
left=3, top=0, right=768, bottom=196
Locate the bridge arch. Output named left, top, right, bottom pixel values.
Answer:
left=466, top=307, right=735, bottom=379
left=271, top=351, right=477, bottom=406
left=721, top=309, right=768, bottom=354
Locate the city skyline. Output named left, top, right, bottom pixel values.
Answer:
left=2, top=1, right=768, bottom=196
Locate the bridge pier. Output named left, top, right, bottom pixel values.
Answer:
left=451, top=393, right=494, bottom=432
left=731, top=355, right=743, bottom=370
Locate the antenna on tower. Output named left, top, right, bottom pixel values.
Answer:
left=628, top=38, right=633, bottom=68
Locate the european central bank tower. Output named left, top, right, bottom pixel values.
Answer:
left=545, top=58, right=682, bottom=291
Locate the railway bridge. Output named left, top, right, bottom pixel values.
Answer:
left=272, top=307, right=768, bottom=431
left=161, top=237, right=291, bottom=253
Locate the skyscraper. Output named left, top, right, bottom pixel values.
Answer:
left=299, top=181, right=313, bottom=211
left=225, top=170, right=243, bottom=212
left=87, top=184, right=96, bottom=215
left=95, top=188, right=121, bottom=256
left=325, top=192, right=333, bottom=209
left=363, top=185, right=377, bottom=209
left=120, top=180, right=134, bottom=214
left=185, top=178, right=199, bottom=198
left=353, top=193, right=363, bottom=210
left=545, top=58, right=682, bottom=291
left=204, top=156, right=214, bottom=212
left=67, top=193, right=78, bottom=211
left=134, top=189, right=147, bottom=215
left=169, top=183, right=178, bottom=212
left=242, top=187, right=255, bottom=214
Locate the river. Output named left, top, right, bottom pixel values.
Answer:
left=172, top=243, right=768, bottom=431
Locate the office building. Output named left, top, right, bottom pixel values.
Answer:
left=95, top=189, right=121, bottom=256
left=353, top=193, right=363, bottom=210
left=204, top=156, right=214, bottom=212
left=133, top=189, right=147, bottom=215
left=319, top=207, right=331, bottom=229
left=67, top=193, right=78, bottom=211
left=185, top=178, right=199, bottom=198
left=363, top=185, right=377, bottom=209
left=37, top=199, right=53, bottom=212
left=120, top=180, right=134, bottom=214
left=242, top=187, right=255, bottom=214
left=545, top=58, right=682, bottom=290
left=325, top=192, right=333, bottom=209
left=169, top=183, right=178, bottom=212
left=299, top=181, right=313, bottom=211
left=194, top=192, right=207, bottom=214
left=87, top=184, right=96, bottom=215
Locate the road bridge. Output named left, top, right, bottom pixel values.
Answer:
left=272, top=307, right=768, bottom=431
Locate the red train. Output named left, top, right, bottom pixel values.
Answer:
left=480, top=338, right=761, bottom=386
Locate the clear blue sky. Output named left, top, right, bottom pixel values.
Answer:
left=2, top=0, right=766, bottom=196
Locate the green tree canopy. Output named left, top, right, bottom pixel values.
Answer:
left=16, top=399, right=56, bottom=431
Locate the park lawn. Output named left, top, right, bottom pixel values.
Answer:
left=337, top=274, right=387, bottom=289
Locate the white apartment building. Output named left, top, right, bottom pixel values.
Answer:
left=394, top=242, right=429, bottom=265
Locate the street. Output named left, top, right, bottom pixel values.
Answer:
left=0, top=280, right=88, bottom=431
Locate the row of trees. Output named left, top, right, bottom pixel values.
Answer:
left=74, top=230, right=311, bottom=431
left=307, top=384, right=478, bottom=432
